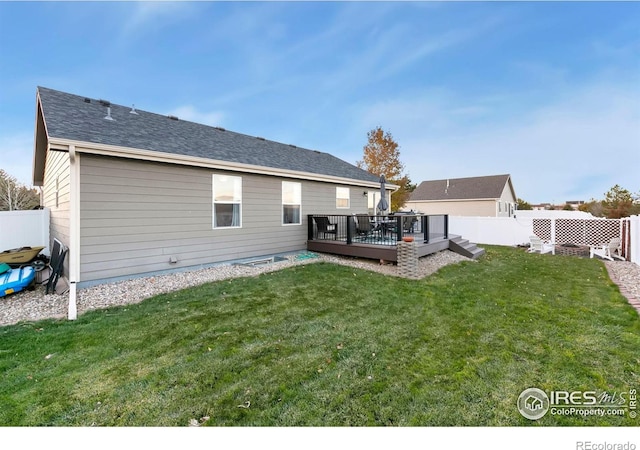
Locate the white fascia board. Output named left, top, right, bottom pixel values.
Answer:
left=407, top=198, right=498, bottom=203
left=48, top=138, right=393, bottom=190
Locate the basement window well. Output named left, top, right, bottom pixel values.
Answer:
left=233, top=256, right=288, bottom=267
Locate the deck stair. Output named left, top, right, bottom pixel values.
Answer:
left=448, top=236, right=485, bottom=260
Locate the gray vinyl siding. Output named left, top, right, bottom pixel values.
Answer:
left=79, top=154, right=368, bottom=283
left=42, top=149, right=70, bottom=275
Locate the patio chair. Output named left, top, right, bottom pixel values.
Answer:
left=355, top=214, right=376, bottom=238
left=528, top=236, right=555, bottom=255
left=589, top=238, right=623, bottom=261
left=42, top=238, right=68, bottom=294
left=313, top=216, right=337, bottom=240
left=402, top=215, right=417, bottom=233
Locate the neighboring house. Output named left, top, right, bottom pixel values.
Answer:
left=565, top=200, right=585, bottom=210
left=32, top=87, right=393, bottom=312
left=513, top=209, right=595, bottom=219
left=532, top=201, right=585, bottom=211
left=405, top=174, right=517, bottom=217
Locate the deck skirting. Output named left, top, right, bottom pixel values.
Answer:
left=307, top=237, right=451, bottom=262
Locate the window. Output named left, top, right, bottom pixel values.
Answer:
left=212, top=175, right=241, bottom=228
left=336, top=187, right=350, bottom=209
left=282, top=181, right=301, bottom=225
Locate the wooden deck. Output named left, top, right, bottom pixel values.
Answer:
left=306, top=213, right=483, bottom=262
left=307, top=236, right=451, bottom=262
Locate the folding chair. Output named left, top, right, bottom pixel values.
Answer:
left=42, top=238, right=68, bottom=294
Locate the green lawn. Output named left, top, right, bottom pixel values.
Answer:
left=1, top=246, right=638, bottom=426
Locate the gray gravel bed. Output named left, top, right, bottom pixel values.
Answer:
left=604, top=260, right=640, bottom=301
left=0, top=250, right=471, bottom=327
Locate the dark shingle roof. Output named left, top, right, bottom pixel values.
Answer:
left=37, top=87, right=379, bottom=184
left=409, top=174, right=513, bottom=201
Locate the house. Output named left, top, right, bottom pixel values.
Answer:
left=405, top=174, right=517, bottom=217
left=524, top=395, right=544, bottom=412
left=532, top=201, right=585, bottom=211
left=565, top=200, right=585, bottom=210
left=32, top=87, right=395, bottom=316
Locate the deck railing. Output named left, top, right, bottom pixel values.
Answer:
left=307, top=214, right=448, bottom=246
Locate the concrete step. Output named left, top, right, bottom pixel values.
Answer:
left=449, top=236, right=485, bottom=260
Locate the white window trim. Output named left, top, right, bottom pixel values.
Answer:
left=336, top=186, right=350, bottom=209
left=212, top=174, right=242, bottom=229
left=282, top=181, right=302, bottom=226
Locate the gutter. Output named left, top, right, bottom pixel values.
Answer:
left=406, top=198, right=499, bottom=203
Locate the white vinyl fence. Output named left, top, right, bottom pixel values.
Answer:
left=0, top=208, right=50, bottom=256
left=449, top=214, right=639, bottom=265
left=629, top=215, right=640, bottom=265
left=449, top=216, right=534, bottom=247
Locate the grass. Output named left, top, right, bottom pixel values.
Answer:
left=0, top=246, right=638, bottom=426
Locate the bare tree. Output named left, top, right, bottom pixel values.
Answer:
left=0, top=169, right=40, bottom=211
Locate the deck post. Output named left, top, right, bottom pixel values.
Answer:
left=423, top=215, right=429, bottom=243
left=346, top=216, right=353, bottom=245
left=444, top=215, right=449, bottom=239
left=307, top=215, right=314, bottom=241
left=396, top=215, right=403, bottom=241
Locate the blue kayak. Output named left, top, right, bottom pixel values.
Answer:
left=0, top=266, right=36, bottom=298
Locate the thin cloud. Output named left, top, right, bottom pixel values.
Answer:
left=352, top=80, right=639, bottom=203
left=416, top=87, right=637, bottom=203
left=166, top=105, right=225, bottom=127
left=118, top=2, right=196, bottom=40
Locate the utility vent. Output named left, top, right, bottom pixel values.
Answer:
left=288, top=144, right=297, bottom=148
left=215, top=127, right=226, bottom=131
left=167, top=115, right=179, bottom=120
left=129, top=104, right=139, bottom=115
left=84, top=98, right=91, bottom=103
left=98, top=99, right=111, bottom=107
left=314, top=150, right=321, bottom=154
left=104, top=107, right=114, bottom=121
left=256, top=136, right=266, bottom=141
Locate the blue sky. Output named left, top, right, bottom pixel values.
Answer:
left=1, top=1, right=638, bottom=205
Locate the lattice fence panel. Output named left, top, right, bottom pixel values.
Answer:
left=584, top=220, right=620, bottom=246
left=534, top=218, right=621, bottom=246
left=533, top=219, right=552, bottom=241
left=556, top=219, right=587, bottom=245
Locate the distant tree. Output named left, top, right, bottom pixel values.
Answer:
left=562, top=203, right=574, bottom=211
left=390, top=175, right=416, bottom=212
left=579, top=199, right=605, bottom=217
left=0, top=169, right=40, bottom=211
left=516, top=198, right=532, bottom=210
left=602, top=184, right=640, bottom=219
left=357, top=126, right=411, bottom=211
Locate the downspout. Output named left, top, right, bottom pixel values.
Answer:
left=68, top=145, right=80, bottom=320
left=388, top=183, right=400, bottom=212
